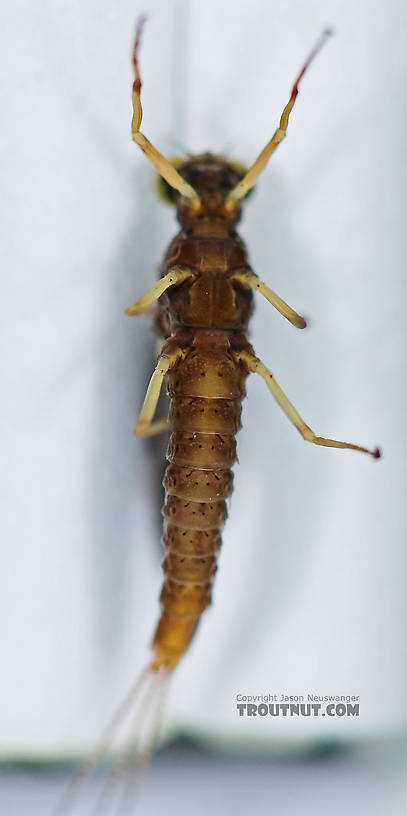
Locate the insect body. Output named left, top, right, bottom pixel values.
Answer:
left=127, top=23, right=380, bottom=674
left=55, top=22, right=381, bottom=813
left=147, top=158, right=254, bottom=670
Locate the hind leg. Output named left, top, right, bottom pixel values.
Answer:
left=236, top=351, right=381, bottom=459
left=135, top=348, right=184, bottom=437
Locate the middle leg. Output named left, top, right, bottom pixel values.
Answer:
left=126, top=267, right=192, bottom=317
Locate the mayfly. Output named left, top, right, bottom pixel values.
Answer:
left=55, top=19, right=381, bottom=814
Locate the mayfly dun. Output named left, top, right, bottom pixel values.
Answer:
left=55, top=18, right=381, bottom=814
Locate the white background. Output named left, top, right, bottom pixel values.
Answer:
left=1, top=0, right=406, bottom=785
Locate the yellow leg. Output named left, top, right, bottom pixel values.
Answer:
left=225, top=29, right=332, bottom=211
left=136, top=418, right=171, bottom=438
left=231, top=271, right=306, bottom=329
left=131, top=19, right=200, bottom=211
left=135, top=349, right=184, bottom=437
left=126, top=267, right=192, bottom=316
left=237, top=351, right=381, bottom=459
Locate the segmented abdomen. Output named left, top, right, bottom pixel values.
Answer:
left=151, top=334, right=250, bottom=670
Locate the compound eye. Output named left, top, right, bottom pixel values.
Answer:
left=156, top=158, right=184, bottom=204
left=228, top=160, right=247, bottom=180
left=156, top=176, right=177, bottom=203
left=227, top=161, right=255, bottom=200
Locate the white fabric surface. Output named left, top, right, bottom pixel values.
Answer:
left=1, top=0, right=405, bottom=756
left=2, top=743, right=407, bottom=815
